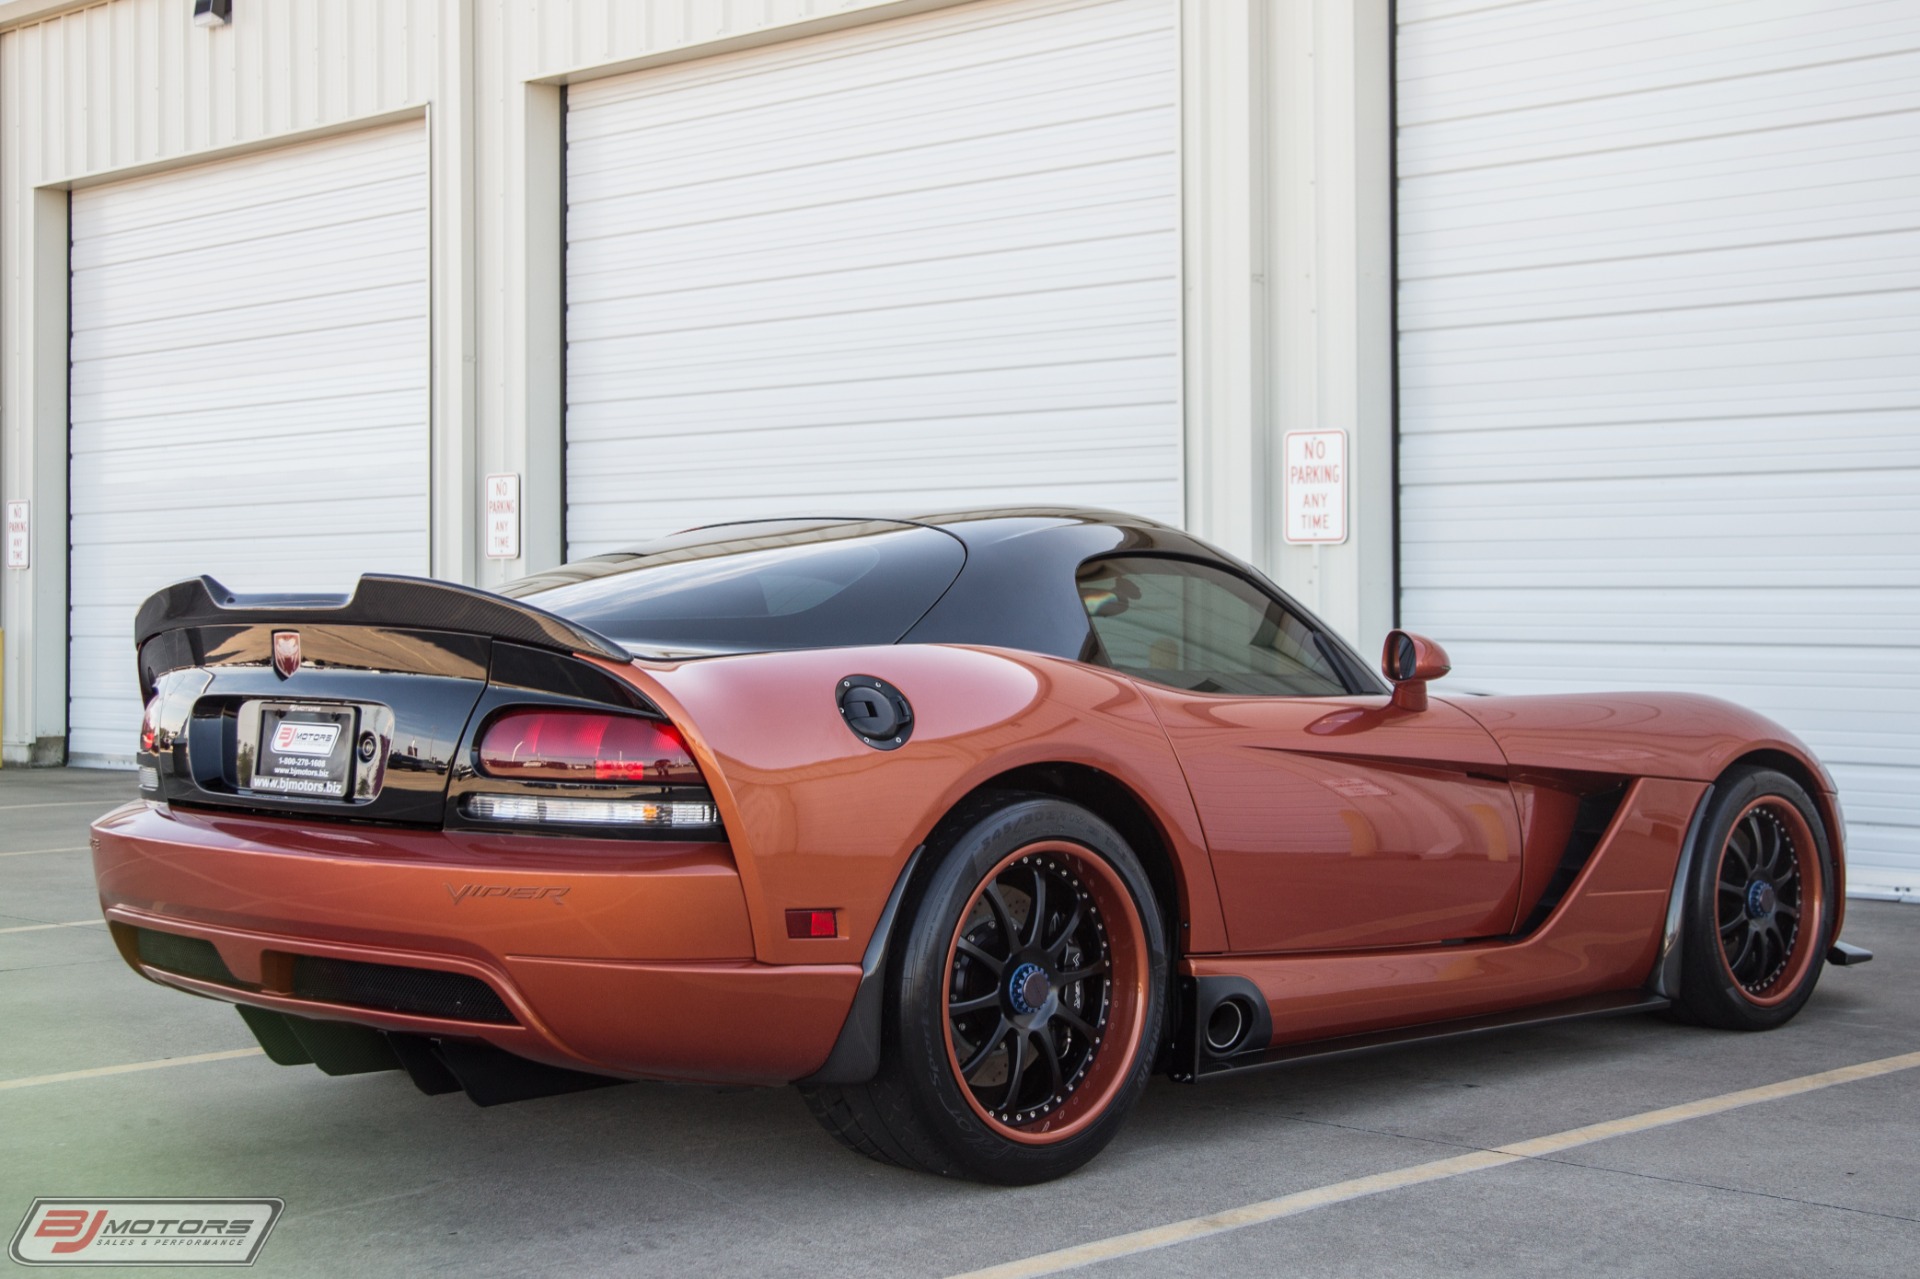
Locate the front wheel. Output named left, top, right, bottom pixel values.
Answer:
left=1674, top=766, right=1835, bottom=1030
left=802, top=796, right=1168, bottom=1183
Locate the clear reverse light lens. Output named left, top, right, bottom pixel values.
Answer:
left=137, top=765, right=160, bottom=791
left=463, top=793, right=717, bottom=829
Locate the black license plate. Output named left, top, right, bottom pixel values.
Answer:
left=251, top=704, right=357, bottom=799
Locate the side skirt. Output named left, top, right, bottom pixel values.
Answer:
left=1189, top=990, right=1670, bottom=1081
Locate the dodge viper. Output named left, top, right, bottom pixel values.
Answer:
left=92, top=507, right=1871, bottom=1183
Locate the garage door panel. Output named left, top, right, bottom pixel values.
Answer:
left=72, top=284, right=425, bottom=368
left=567, top=406, right=1175, bottom=479
left=1399, top=414, right=1920, bottom=484
left=567, top=320, right=1172, bottom=402
left=1400, top=134, right=1920, bottom=276
left=67, top=121, right=429, bottom=766
left=1400, top=232, right=1920, bottom=330
left=72, top=360, right=426, bottom=428
left=72, top=182, right=427, bottom=276
left=1399, top=541, right=1920, bottom=590
left=1404, top=586, right=1920, bottom=650
left=567, top=290, right=1169, bottom=380
left=71, top=129, right=427, bottom=238
left=567, top=152, right=1169, bottom=251
left=564, top=405, right=1175, bottom=552
left=1401, top=49, right=1920, bottom=177
left=1399, top=0, right=1918, bottom=123
left=564, top=225, right=1173, bottom=322
left=567, top=184, right=1173, bottom=299
left=1404, top=290, right=1919, bottom=361
left=567, top=32, right=1170, bottom=183
left=569, top=118, right=1174, bottom=251
left=1401, top=371, right=1917, bottom=429
left=564, top=0, right=1179, bottom=553
left=72, top=233, right=426, bottom=333
left=566, top=357, right=1175, bottom=442
left=568, top=238, right=1173, bottom=342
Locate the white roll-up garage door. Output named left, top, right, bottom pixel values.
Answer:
left=1396, top=1, right=1920, bottom=898
left=68, top=121, right=430, bottom=766
left=563, top=0, right=1180, bottom=556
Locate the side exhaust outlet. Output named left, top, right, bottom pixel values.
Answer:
left=1204, top=997, right=1253, bottom=1055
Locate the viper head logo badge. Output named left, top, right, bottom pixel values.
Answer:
left=271, top=631, right=301, bottom=680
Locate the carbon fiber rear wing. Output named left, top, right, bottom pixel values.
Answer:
left=134, top=574, right=630, bottom=662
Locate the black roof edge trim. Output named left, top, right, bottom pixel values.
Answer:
left=134, top=574, right=632, bottom=663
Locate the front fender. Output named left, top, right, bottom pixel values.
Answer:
left=1444, top=691, right=1835, bottom=789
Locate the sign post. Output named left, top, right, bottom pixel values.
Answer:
left=1282, top=431, right=1347, bottom=545
left=4, top=501, right=27, bottom=569
left=484, top=475, right=521, bottom=561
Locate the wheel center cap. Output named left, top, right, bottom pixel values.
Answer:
left=1746, top=879, right=1777, bottom=920
left=1007, top=962, right=1051, bottom=1015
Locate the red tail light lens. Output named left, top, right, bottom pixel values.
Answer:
left=477, top=710, right=703, bottom=784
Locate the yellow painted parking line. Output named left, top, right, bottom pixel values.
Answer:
left=0, top=845, right=90, bottom=858
left=950, top=1049, right=1920, bottom=1279
left=0, top=1049, right=265, bottom=1092
left=0, top=918, right=105, bottom=935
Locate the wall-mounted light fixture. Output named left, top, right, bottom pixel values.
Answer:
left=192, top=0, right=232, bottom=27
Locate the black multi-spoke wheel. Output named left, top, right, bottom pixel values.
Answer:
left=944, top=843, right=1144, bottom=1140
left=1677, top=767, right=1833, bottom=1030
left=800, top=796, right=1166, bottom=1184
left=1714, top=800, right=1814, bottom=1002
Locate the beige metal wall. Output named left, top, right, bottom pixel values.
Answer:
left=0, top=0, right=1392, bottom=764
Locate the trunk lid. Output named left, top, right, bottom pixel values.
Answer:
left=135, top=575, right=633, bottom=825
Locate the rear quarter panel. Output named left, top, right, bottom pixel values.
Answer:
left=591, top=645, right=1225, bottom=965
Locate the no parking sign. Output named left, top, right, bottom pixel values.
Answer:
left=1283, top=430, right=1346, bottom=545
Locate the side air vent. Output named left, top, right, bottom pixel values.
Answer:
left=287, top=955, right=517, bottom=1025
left=134, top=928, right=245, bottom=987
left=1516, top=784, right=1629, bottom=936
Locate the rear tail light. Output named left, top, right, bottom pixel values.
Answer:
left=476, top=710, right=702, bottom=784
left=465, top=708, right=718, bottom=832
left=464, top=794, right=718, bottom=828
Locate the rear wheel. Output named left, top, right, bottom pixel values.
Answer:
left=1674, top=766, right=1834, bottom=1030
left=801, top=796, right=1167, bottom=1183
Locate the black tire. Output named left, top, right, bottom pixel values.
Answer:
left=801, top=795, right=1169, bottom=1184
left=1673, top=766, right=1835, bottom=1031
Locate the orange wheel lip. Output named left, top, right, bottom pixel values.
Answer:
left=1714, top=797, right=1824, bottom=1007
left=941, top=839, right=1150, bottom=1147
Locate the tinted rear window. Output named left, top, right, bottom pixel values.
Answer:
left=504, top=522, right=965, bottom=657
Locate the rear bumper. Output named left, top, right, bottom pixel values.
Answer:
left=90, top=801, right=859, bottom=1084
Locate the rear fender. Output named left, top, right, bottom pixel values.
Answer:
left=586, top=645, right=1224, bottom=967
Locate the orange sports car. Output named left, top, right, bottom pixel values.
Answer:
left=93, top=508, right=1871, bottom=1183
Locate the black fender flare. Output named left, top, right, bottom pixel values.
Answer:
left=795, top=844, right=926, bottom=1086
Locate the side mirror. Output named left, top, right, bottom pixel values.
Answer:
left=1382, top=630, right=1450, bottom=712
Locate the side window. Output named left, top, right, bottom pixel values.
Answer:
left=1076, top=556, right=1349, bottom=697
